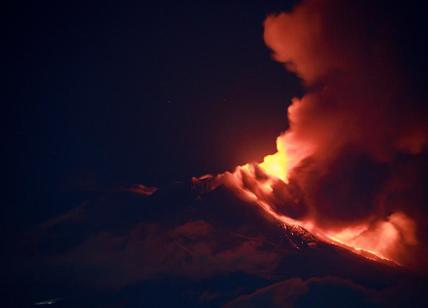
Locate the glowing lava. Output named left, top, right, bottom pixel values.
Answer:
left=220, top=135, right=416, bottom=265
left=259, top=137, right=289, bottom=182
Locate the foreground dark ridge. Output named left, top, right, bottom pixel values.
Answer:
left=2, top=179, right=427, bottom=307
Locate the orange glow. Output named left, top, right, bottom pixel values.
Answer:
left=198, top=0, right=422, bottom=267
left=220, top=138, right=417, bottom=265
left=259, top=137, right=289, bottom=182
left=324, top=213, right=417, bottom=263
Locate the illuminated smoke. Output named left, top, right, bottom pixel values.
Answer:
left=220, top=0, right=428, bottom=265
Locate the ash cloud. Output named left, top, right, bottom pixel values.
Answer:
left=263, top=0, right=428, bottom=266
left=264, top=0, right=428, bottom=165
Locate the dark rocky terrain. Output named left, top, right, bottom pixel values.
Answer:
left=2, top=180, right=427, bottom=307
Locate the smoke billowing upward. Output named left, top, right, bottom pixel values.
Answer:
left=225, top=0, right=428, bottom=267
left=264, top=0, right=427, bottom=159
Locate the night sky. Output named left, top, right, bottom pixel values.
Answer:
left=7, top=1, right=303, bottom=231
left=7, top=0, right=428, bottom=229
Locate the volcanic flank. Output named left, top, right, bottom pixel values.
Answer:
left=4, top=180, right=427, bottom=306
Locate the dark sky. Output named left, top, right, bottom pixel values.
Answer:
left=6, top=1, right=302, bottom=231
left=5, top=0, right=428, bottom=232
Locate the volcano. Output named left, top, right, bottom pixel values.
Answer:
left=7, top=0, right=428, bottom=307
left=3, top=178, right=427, bottom=307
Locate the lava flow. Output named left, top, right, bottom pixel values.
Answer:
left=220, top=134, right=416, bottom=265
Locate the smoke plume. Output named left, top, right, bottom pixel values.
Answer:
left=259, top=0, right=428, bottom=266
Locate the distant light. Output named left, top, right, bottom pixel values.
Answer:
left=34, top=298, right=62, bottom=305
